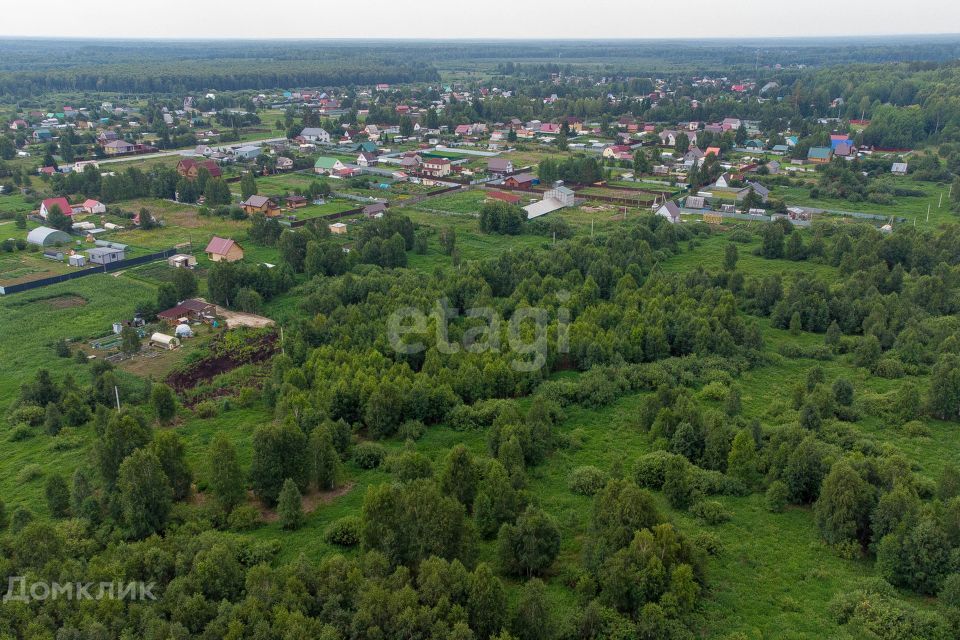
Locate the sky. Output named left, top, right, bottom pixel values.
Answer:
left=2, top=0, right=959, bottom=40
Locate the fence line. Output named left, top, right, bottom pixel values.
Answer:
left=0, top=247, right=179, bottom=295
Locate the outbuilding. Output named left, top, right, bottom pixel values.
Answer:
left=27, top=226, right=72, bottom=247
left=149, top=333, right=181, bottom=350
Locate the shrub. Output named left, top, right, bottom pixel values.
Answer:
left=691, top=500, right=732, bottom=525
left=568, top=466, right=608, bottom=496
left=227, top=505, right=261, bottom=531
left=194, top=400, right=219, bottom=419
left=236, top=387, right=258, bottom=408
left=17, top=464, right=43, bottom=484
left=901, top=420, right=931, bottom=438
left=398, top=420, right=425, bottom=441
left=9, top=405, right=45, bottom=426
left=693, top=531, right=724, bottom=556
left=633, top=450, right=682, bottom=489
left=766, top=480, right=789, bottom=513
left=323, top=516, right=362, bottom=546
left=352, top=442, right=387, bottom=469
left=7, top=424, right=33, bottom=442
left=699, top=381, right=728, bottom=401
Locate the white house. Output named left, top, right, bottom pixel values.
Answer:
left=300, top=127, right=330, bottom=144
left=655, top=201, right=681, bottom=224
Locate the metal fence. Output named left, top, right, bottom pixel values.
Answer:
left=0, top=247, right=179, bottom=295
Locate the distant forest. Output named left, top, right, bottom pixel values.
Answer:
left=1, top=37, right=960, bottom=95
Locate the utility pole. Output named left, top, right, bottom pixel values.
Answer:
left=114, top=385, right=121, bottom=412
left=927, top=203, right=930, bottom=223
left=939, top=193, right=943, bottom=209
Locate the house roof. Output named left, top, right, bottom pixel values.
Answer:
left=82, top=199, right=102, bottom=209
left=363, top=203, right=387, bottom=214
left=808, top=147, right=833, bottom=160
left=178, top=158, right=222, bottom=177
left=41, top=197, right=73, bottom=215
left=487, top=158, right=512, bottom=171
left=241, top=195, right=272, bottom=208
left=300, top=127, right=328, bottom=138
left=205, top=236, right=241, bottom=256
left=507, top=172, right=536, bottom=184
left=314, top=157, right=341, bottom=169
left=658, top=201, right=681, bottom=220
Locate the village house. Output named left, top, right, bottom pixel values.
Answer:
left=157, top=298, right=215, bottom=323
left=40, top=197, right=74, bottom=219
left=177, top=158, right=222, bottom=180
left=504, top=173, right=537, bottom=189
left=240, top=195, right=279, bottom=216
left=357, top=152, right=378, bottom=167
left=363, top=202, right=387, bottom=218
left=205, top=236, right=244, bottom=262
left=82, top=199, right=106, bottom=214
left=656, top=200, right=682, bottom=224
left=285, top=195, right=307, bottom=210
left=487, top=158, right=514, bottom=175
left=807, top=147, right=833, bottom=164
left=275, top=156, right=294, bottom=171
left=421, top=157, right=452, bottom=178
left=314, top=157, right=346, bottom=175
left=300, top=127, right=330, bottom=143
left=102, top=139, right=135, bottom=155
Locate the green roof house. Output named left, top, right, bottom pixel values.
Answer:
left=314, top=157, right=345, bottom=174
left=807, top=147, right=833, bottom=163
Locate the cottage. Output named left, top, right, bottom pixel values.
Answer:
left=314, top=157, right=346, bottom=175
left=177, top=158, right=222, bottom=180
left=40, top=197, right=73, bottom=219
left=487, top=158, right=514, bottom=175
left=422, top=157, right=452, bottom=178
left=300, top=127, right=330, bottom=144
left=504, top=173, right=537, bottom=189
left=157, top=298, right=216, bottom=323
left=285, top=195, right=307, bottom=209
left=357, top=152, right=378, bottom=167
left=714, top=173, right=737, bottom=189
left=276, top=156, right=294, bottom=171
left=86, top=246, right=126, bottom=264
left=102, top=140, right=135, bottom=155
left=232, top=145, right=262, bottom=161
left=740, top=181, right=770, bottom=202
left=362, top=203, right=387, bottom=218
left=655, top=201, right=681, bottom=224
left=205, top=236, right=244, bottom=263
left=807, top=147, right=833, bottom=164
left=82, top=199, right=106, bottom=214
left=240, top=195, right=279, bottom=216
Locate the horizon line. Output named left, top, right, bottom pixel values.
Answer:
left=0, top=33, right=959, bottom=42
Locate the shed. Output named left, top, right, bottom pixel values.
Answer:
left=168, top=254, right=197, bottom=269
left=329, top=222, right=347, bottom=234
left=149, top=333, right=181, bottom=350
left=174, top=324, right=194, bottom=338
left=27, top=226, right=72, bottom=247
left=86, top=247, right=126, bottom=265
left=69, top=254, right=86, bottom=267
